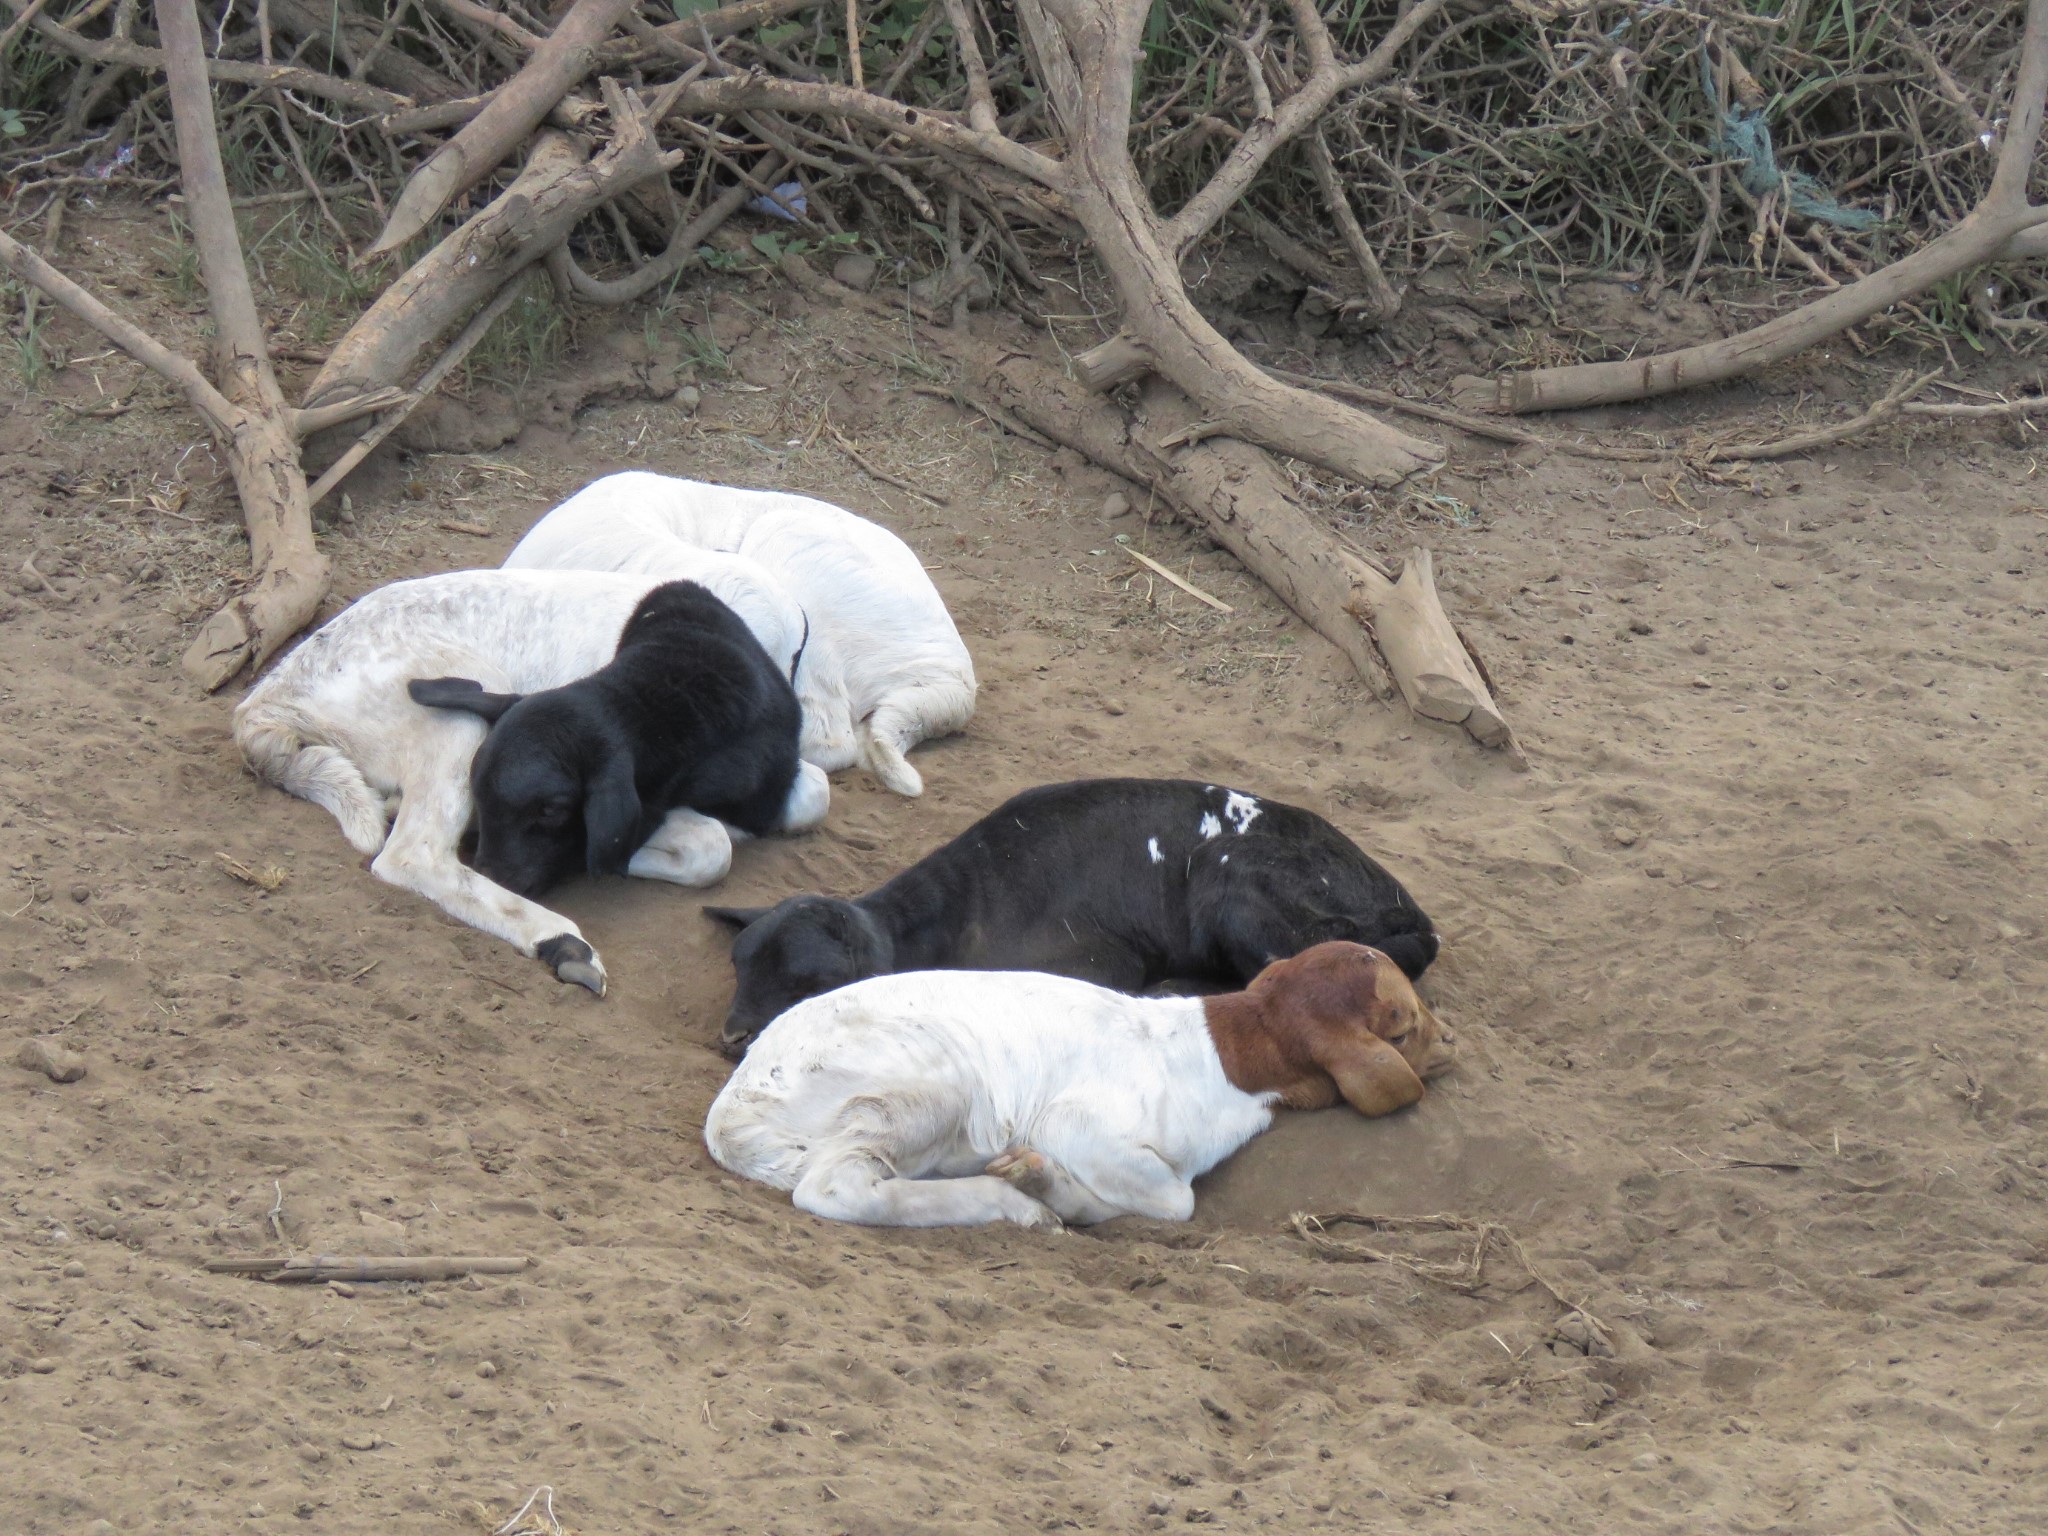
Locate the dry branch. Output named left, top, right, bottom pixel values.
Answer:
left=308, top=78, right=684, bottom=408
left=1125, top=547, right=1232, bottom=613
left=825, top=266, right=1512, bottom=750
left=264, top=0, right=462, bottom=105
left=0, top=0, right=413, bottom=113
left=1072, top=332, right=1151, bottom=392
left=1704, top=370, right=1943, bottom=463
left=1013, top=0, right=1441, bottom=488
left=306, top=276, right=527, bottom=507
left=549, top=177, right=756, bottom=306
left=205, top=1254, right=533, bottom=1282
left=1345, top=547, right=1512, bottom=751
left=0, top=228, right=235, bottom=423
left=152, top=0, right=328, bottom=690
left=1, top=0, right=348, bottom=689
left=370, top=0, right=643, bottom=256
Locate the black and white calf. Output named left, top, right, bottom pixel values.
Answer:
left=234, top=570, right=827, bottom=995
left=708, top=778, right=1438, bottom=1054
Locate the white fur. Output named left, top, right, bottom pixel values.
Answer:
left=704, top=970, right=1279, bottom=1230
left=232, top=569, right=826, bottom=989
left=504, top=471, right=976, bottom=795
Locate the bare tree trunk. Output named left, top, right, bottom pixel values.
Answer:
left=154, top=0, right=327, bottom=689
left=1015, top=0, right=1441, bottom=488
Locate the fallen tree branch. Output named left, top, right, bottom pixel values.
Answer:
left=1266, top=367, right=1670, bottom=460
left=205, top=1254, right=533, bottom=1282
left=1902, top=392, right=2048, bottom=419
left=614, top=0, right=825, bottom=65
left=308, top=77, right=685, bottom=408
left=1016, top=0, right=1441, bottom=488
left=827, top=421, right=950, bottom=506
left=0, top=227, right=236, bottom=423
left=1342, top=545, right=1513, bottom=752
left=370, top=0, right=644, bottom=255
left=264, top=0, right=462, bottom=106
left=1126, top=546, right=1232, bottom=613
left=307, top=273, right=527, bottom=507
left=666, top=72, right=1064, bottom=189
left=1701, top=369, right=1942, bottom=463
left=544, top=163, right=760, bottom=308
left=1454, top=0, right=2048, bottom=414
left=290, top=385, right=410, bottom=438
left=792, top=254, right=1508, bottom=750
left=1304, top=126, right=1400, bottom=322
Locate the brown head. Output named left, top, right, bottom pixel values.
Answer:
left=1201, top=941, right=1456, bottom=1117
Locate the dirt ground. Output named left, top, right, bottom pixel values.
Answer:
left=4, top=216, right=2047, bottom=1535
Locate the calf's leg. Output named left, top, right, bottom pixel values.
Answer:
left=369, top=734, right=608, bottom=994
left=988, top=1144, right=1195, bottom=1225
left=628, top=808, right=733, bottom=886
left=792, top=1150, right=1062, bottom=1230
left=778, top=761, right=831, bottom=831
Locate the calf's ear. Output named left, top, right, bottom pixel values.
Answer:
left=582, top=751, right=643, bottom=877
left=409, top=676, right=523, bottom=723
left=702, top=904, right=773, bottom=929
left=1312, top=1031, right=1426, bottom=1117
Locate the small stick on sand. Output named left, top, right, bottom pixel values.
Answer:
left=217, top=852, right=289, bottom=891
left=1124, top=547, right=1233, bottom=613
left=437, top=519, right=493, bottom=536
left=205, top=1254, right=533, bottom=1282
left=827, top=421, right=950, bottom=506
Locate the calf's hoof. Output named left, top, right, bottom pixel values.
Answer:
left=987, top=1147, right=1064, bottom=1205
left=537, top=934, right=607, bottom=997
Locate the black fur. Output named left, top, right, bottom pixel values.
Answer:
left=409, top=580, right=804, bottom=899
left=707, top=777, right=1438, bottom=1054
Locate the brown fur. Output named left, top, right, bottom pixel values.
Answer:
left=1201, top=942, right=1456, bottom=1117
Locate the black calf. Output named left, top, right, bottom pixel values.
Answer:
left=707, top=777, right=1438, bottom=1054
left=410, top=579, right=805, bottom=899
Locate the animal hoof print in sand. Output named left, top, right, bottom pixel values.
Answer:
left=538, top=934, right=607, bottom=997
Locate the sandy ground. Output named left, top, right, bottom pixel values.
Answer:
left=3, top=237, right=2047, bottom=1535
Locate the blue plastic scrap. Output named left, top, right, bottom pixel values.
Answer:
left=1698, top=37, right=1882, bottom=230
left=749, top=181, right=808, bottom=222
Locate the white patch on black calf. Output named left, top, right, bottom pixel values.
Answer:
left=1197, top=812, right=1222, bottom=840
left=1147, top=837, right=1163, bottom=864
left=1222, top=791, right=1262, bottom=834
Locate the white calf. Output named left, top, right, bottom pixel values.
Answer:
left=705, top=942, right=1456, bottom=1230
left=504, top=470, right=976, bottom=795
